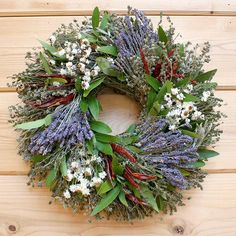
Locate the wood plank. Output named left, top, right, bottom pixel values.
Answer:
left=0, top=91, right=235, bottom=174
left=0, top=173, right=235, bottom=235
left=0, top=0, right=236, bottom=17
left=0, top=16, right=236, bottom=89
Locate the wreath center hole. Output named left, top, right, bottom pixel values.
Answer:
left=97, top=93, right=140, bottom=135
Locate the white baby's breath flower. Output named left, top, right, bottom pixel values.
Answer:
left=171, top=88, right=179, bottom=95
left=66, top=62, right=73, bottom=68
left=176, top=93, right=185, bottom=101
left=49, top=35, right=56, bottom=44
left=71, top=161, right=79, bottom=169
left=169, top=124, right=176, bottom=131
left=58, top=49, right=65, bottom=56
left=98, top=171, right=107, bottom=179
left=91, top=70, right=98, bottom=77
left=90, top=177, right=103, bottom=187
left=94, top=66, right=100, bottom=72
left=60, top=68, right=67, bottom=75
left=81, top=38, right=89, bottom=45
left=80, top=57, right=86, bottom=63
left=52, top=81, right=61, bottom=87
left=84, top=167, right=92, bottom=177
left=192, top=111, right=202, bottom=120
left=82, top=76, right=91, bottom=83
left=49, top=59, right=56, bottom=65
left=78, top=63, right=85, bottom=72
left=69, top=184, right=79, bottom=193
left=71, top=48, right=78, bottom=54
left=201, top=91, right=211, bottom=102
left=72, top=43, right=77, bottom=49
left=63, top=190, right=71, bottom=199
left=81, top=81, right=90, bottom=90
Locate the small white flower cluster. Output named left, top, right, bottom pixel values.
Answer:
left=201, top=91, right=211, bottom=102
left=162, top=85, right=205, bottom=131
left=63, top=155, right=106, bottom=199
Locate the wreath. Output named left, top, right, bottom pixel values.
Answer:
left=9, top=7, right=224, bottom=220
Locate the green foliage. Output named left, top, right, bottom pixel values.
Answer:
left=97, top=45, right=118, bottom=56
left=46, top=169, right=57, bottom=187
left=158, top=26, right=168, bottom=44
left=83, top=78, right=104, bottom=97
left=194, top=69, right=217, bottom=83
left=90, top=120, right=112, bottom=134
left=87, top=96, right=100, bottom=120
left=92, top=7, right=100, bottom=29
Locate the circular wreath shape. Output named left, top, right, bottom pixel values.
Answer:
left=9, top=7, right=224, bottom=220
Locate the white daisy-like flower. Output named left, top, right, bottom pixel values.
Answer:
left=63, top=190, right=71, bottom=199
left=181, top=109, right=189, bottom=119
left=171, top=88, right=179, bottom=95
left=164, top=93, right=172, bottom=101
left=91, top=70, right=98, bottom=77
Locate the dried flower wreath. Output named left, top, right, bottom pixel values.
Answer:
left=9, top=7, right=224, bottom=220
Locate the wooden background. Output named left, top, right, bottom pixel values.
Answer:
left=0, top=1, right=236, bottom=235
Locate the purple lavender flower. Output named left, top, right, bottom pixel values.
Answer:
left=135, top=118, right=200, bottom=189
left=28, top=99, right=93, bottom=155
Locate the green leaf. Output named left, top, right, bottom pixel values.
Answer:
left=92, top=7, right=100, bottom=29
left=127, top=145, right=142, bottom=154
left=198, top=149, right=219, bottom=160
left=178, top=44, right=185, bottom=57
left=100, top=13, right=109, bottom=30
left=97, top=180, right=115, bottom=195
left=80, top=99, right=88, bottom=112
left=149, top=100, right=161, bottom=116
left=95, top=133, right=120, bottom=143
left=145, top=74, right=161, bottom=92
left=96, top=141, right=113, bottom=155
left=158, top=26, right=168, bottom=44
left=118, top=191, right=128, bottom=207
left=156, top=80, right=173, bottom=103
left=146, top=89, right=157, bottom=111
left=83, top=78, right=104, bottom=97
left=112, top=154, right=124, bottom=175
left=91, top=185, right=121, bottom=216
left=38, top=40, right=57, bottom=54
left=183, top=93, right=199, bottom=102
left=75, top=76, right=82, bottom=92
left=140, top=185, right=159, bottom=212
left=39, top=52, right=52, bottom=74
left=15, top=114, right=52, bottom=130
left=31, top=154, right=45, bottom=163
left=126, top=124, right=136, bottom=134
left=46, top=169, right=57, bottom=187
left=90, top=120, right=112, bottom=134
left=120, top=135, right=139, bottom=145
left=179, top=169, right=191, bottom=176
left=87, top=96, right=100, bottom=120
left=97, top=45, right=118, bottom=56
left=157, top=196, right=165, bottom=211
left=194, top=69, right=217, bottom=83
left=81, top=32, right=97, bottom=43
left=60, top=157, right=67, bottom=177
left=181, top=129, right=201, bottom=139
left=48, top=77, right=67, bottom=85
left=96, top=57, right=122, bottom=77
left=176, top=77, right=191, bottom=87
left=190, top=160, right=206, bottom=168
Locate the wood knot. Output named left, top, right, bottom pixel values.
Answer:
left=173, top=225, right=185, bottom=235
left=8, top=225, right=16, bottom=232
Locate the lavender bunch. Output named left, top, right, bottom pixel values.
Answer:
left=135, top=118, right=200, bottom=189
left=28, top=98, right=93, bottom=155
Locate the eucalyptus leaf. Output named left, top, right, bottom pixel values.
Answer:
left=80, top=99, right=88, bottom=112
left=112, top=154, right=124, bottom=175
left=176, top=77, right=191, bottom=87
left=100, top=13, right=109, bottom=30
left=147, top=89, right=157, bottom=112
left=149, top=100, right=161, bottom=116
left=91, top=185, right=121, bottom=216
left=15, top=114, right=52, bottom=130
left=90, top=120, right=112, bottom=134
left=97, top=45, right=118, bottom=56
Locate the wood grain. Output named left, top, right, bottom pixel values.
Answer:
left=0, top=173, right=235, bottom=235
left=0, top=91, right=235, bottom=174
left=0, top=16, right=236, bottom=89
left=0, top=0, right=236, bottom=16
